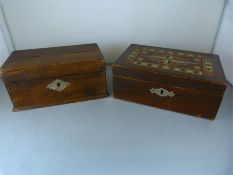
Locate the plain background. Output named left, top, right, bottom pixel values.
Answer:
left=1, top=0, right=226, bottom=63
left=214, top=0, right=233, bottom=85
left=0, top=2, right=12, bottom=66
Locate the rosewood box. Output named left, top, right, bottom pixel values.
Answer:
left=0, top=43, right=108, bottom=111
left=112, top=44, right=227, bottom=120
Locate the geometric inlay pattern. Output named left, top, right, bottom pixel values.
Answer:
left=126, top=47, right=214, bottom=77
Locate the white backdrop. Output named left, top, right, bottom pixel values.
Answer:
left=0, top=29, right=9, bottom=67
left=1, top=0, right=225, bottom=63
left=0, top=2, right=13, bottom=67
left=214, top=0, right=233, bottom=85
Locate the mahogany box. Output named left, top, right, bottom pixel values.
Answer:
left=112, top=44, right=227, bottom=120
left=0, top=44, right=108, bottom=111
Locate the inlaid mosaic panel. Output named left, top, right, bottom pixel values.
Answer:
left=126, top=47, right=214, bottom=77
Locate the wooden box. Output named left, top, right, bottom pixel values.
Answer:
left=0, top=44, right=108, bottom=111
left=112, top=44, right=227, bottom=120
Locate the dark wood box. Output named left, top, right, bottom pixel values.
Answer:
left=0, top=43, right=108, bottom=111
left=112, top=44, right=227, bottom=120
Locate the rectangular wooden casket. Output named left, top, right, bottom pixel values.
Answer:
left=112, top=44, right=227, bottom=120
left=0, top=44, right=108, bottom=111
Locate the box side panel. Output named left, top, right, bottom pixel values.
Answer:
left=113, top=75, right=224, bottom=120
left=5, top=71, right=108, bottom=111
left=212, top=54, right=227, bottom=84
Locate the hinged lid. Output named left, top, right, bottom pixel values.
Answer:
left=1, top=43, right=105, bottom=82
left=113, top=44, right=227, bottom=95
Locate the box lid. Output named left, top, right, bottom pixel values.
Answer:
left=113, top=44, right=227, bottom=95
left=1, top=44, right=105, bottom=82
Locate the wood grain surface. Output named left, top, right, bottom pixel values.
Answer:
left=113, top=76, right=224, bottom=120
left=6, top=72, right=108, bottom=111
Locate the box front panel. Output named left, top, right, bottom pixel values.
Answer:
left=112, top=65, right=226, bottom=95
left=6, top=72, right=108, bottom=111
left=113, top=76, right=223, bottom=119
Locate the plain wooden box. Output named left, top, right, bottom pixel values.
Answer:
left=0, top=43, right=108, bottom=111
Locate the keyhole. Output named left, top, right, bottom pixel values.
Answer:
left=160, top=89, right=164, bottom=95
left=166, top=55, right=171, bottom=64
left=57, top=82, right=60, bottom=87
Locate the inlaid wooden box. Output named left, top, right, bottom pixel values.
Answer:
left=0, top=44, right=108, bottom=111
left=112, top=44, right=227, bottom=120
